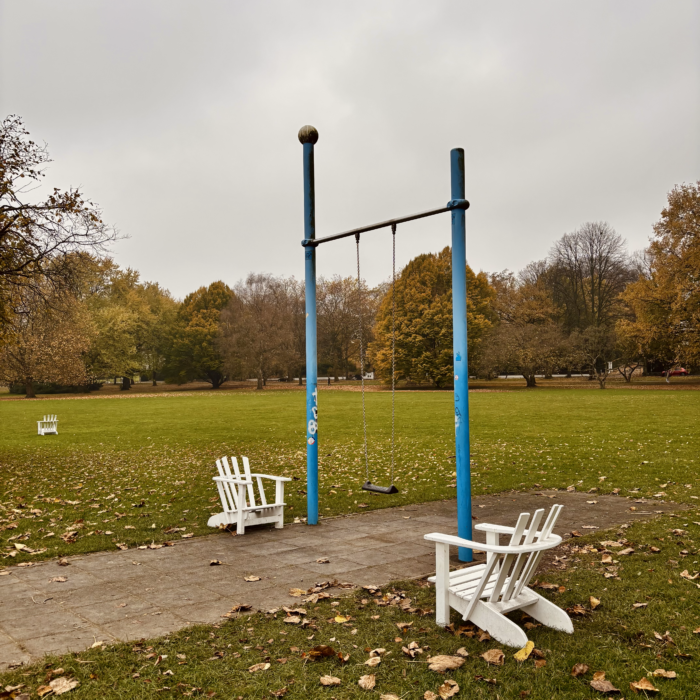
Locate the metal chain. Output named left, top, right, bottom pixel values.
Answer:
left=356, top=233, right=369, bottom=481
left=391, top=223, right=396, bottom=485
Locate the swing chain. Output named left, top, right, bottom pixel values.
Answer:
left=356, top=233, right=370, bottom=482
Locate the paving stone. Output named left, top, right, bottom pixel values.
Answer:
left=0, top=641, right=33, bottom=671
left=2, top=609, right=95, bottom=642
left=67, top=596, right=163, bottom=625
left=100, top=609, right=187, bottom=642
left=21, top=626, right=115, bottom=657
left=342, top=546, right=417, bottom=567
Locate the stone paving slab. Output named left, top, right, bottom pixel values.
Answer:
left=0, top=490, right=682, bottom=669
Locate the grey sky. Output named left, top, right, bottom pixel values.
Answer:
left=2, top=0, right=698, bottom=298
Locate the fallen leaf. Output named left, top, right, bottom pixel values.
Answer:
left=590, top=596, right=601, bottom=610
left=316, top=557, right=330, bottom=564
left=380, top=696, right=401, bottom=700
left=680, top=569, right=699, bottom=580
left=652, top=669, right=676, bottom=679
left=319, top=675, right=341, bottom=686
left=364, top=656, right=381, bottom=667
left=571, top=663, right=589, bottom=676
left=424, top=693, right=438, bottom=700
left=334, top=615, right=350, bottom=623
left=632, top=602, right=648, bottom=609
left=358, top=674, right=376, bottom=690
left=455, top=647, right=468, bottom=658
left=210, top=560, right=222, bottom=566
left=428, top=655, right=465, bottom=672
left=534, top=659, right=547, bottom=668
left=289, top=588, right=306, bottom=597
left=306, top=645, right=336, bottom=660
left=37, top=686, right=53, bottom=697
left=513, top=641, right=534, bottom=662
left=474, top=675, right=497, bottom=684
left=396, top=622, right=413, bottom=631
left=271, top=688, right=288, bottom=697
left=248, top=662, right=270, bottom=672
left=481, top=649, right=505, bottom=666
left=593, top=671, right=606, bottom=681
left=567, top=605, right=587, bottom=616
left=58, top=559, right=70, bottom=566
left=630, top=677, right=659, bottom=693
left=438, top=679, right=459, bottom=699
left=49, top=677, right=80, bottom=695
left=601, top=554, right=613, bottom=563
left=283, top=616, right=301, bottom=625
left=49, top=576, right=68, bottom=583
left=590, top=678, right=620, bottom=694
left=244, top=575, right=261, bottom=582
left=477, top=630, right=491, bottom=642
left=618, top=548, right=635, bottom=556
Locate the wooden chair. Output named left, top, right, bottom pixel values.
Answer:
left=37, top=415, right=59, bottom=435
left=207, top=456, right=291, bottom=534
left=425, top=505, right=573, bottom=647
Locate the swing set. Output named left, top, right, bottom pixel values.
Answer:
left=299, top=125, right=474, bottom=561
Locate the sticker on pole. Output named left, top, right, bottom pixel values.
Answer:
left=308, top=420, right=317, bottom=435
left=308, top=437, right=315, bottom=445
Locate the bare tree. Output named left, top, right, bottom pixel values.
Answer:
left=548, top=222, right=634, bottom=331
left=219, top=274, right=292, bottom=389
left=0, top=116, right=116, bottom=334
left=571, top=325, right=618, bottom=389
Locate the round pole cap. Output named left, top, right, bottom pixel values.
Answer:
left=298, top=125, right=319, bottom=144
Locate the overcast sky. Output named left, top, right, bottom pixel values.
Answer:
left=1, top=0, right=698, bottom=298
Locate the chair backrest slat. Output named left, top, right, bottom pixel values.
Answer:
left=488, top=512, right=530, bottom=603
left=501, top=509, right=544, bottom=602
left=216, top=458, right=237, bottom=511
left=513, top=504, right=563, bottom=598
left=241, top=457, right=257, bottom=508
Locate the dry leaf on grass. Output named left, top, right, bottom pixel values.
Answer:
left=244, top=575, right=261, bottom=582
left=481, top=649, right=505, bottom=666
left=438, top=679, right=459, bottom=699
left=428, top=655, right=465, bottom=672
left=37, top=686, right=53, bottom=697
left=369, top=648, right=386, bottom=657
left=319, top=675, right=341, bottom=686
left=567, top=605, right=587, bottom=616
left=477, top=631, right=491, bottom=642
left=630, top=677, right=659, bottom=693
left=424, top=693, right=438, bottom=700
left=474, top=675, right=497, bottom=684
left=402, top=641, right=423, bottom=658
left=590, top=677, right=620, bottom=694
left=49, top=677, right=80, bottom=695
left=534, top=659, right=547, bottom=669
left=680, top=569, right=699, bottom=580
left=513, top=641, right=534, bottom=662
left=289, top=588, right=306, bottom=597
left=271, top=688, right=288, bottom=697
left=364, top=656, right=381, bottom=667
left=589, top=596, right=601, bottom=610
left=571, top=663, right=589, bottom=677
left=283, top=616, right=301, bottom=625
left=380, top=696, right=401, bottom=700
left=358, top=674, right=376, bottom=690
left=305, top=645, right=336, bottom=660
left=334, top=615, right=350, bottom=623
left=248, top=662, right=270, bottom=672
left=652, top=669, right=677, bottom=679
left=396, top=622, right=413, bottom=631
left=632, top=602, right=648, bottom=609
left=455, top=647, right=469, bottom=658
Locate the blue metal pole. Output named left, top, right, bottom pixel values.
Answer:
left=299, top=125, right=319, bottom=525
left=450, top=147, right=472, bottom=562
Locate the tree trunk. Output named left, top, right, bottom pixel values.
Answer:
left=298, top=370, right=303, bottom=386
left=152, top=370, right=157, bottom=387
left=597, top=372, right=607, bottom=389
left=121, top=377, right=131, bottom=391
left=257, top=368, right=264, bottom=390
left=24, top=380, right=36, bottom=398
left=525, top=374, right=537, bottom=387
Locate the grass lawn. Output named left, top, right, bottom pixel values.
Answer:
left=1, top=514, right=698, bottom=699
left=1, top=388, right=699, bottom=564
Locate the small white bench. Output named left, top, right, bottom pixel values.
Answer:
left=207, top=456, right=291, bottom=534
left=425, top=505, right=573, bottom=647
left=37, top=415, right=59, bottom=435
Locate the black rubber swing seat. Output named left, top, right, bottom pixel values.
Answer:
left=362, top=481, right=399, bottom=495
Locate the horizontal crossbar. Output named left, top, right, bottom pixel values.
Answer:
left=301, top=199, right=469, bottom=247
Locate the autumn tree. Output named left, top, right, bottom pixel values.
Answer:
left=620, top=181, right=700, bottom=374
left=164, top=281, right=233, bottom=388
left=370, top=247, right=495, bottom=387
left=0, top=286, right=90, bottom=398
left=0, top=116, right=115, bottom=338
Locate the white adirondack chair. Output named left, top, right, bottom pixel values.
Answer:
left=37, top=415, right=59, bottom=435
left=207, top=456, right=291, bottom=534
left=425, top=505, right=574, bottom=647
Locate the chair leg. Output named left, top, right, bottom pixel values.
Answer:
left=275, top=507, right=284, bottom=529
left=469, top=600, right=529, bottom=648
left=521, top=590, right=574, bottom=634
left=236, top=484, right=246, bottom=535
left=435, top=543, right=450, bottom=627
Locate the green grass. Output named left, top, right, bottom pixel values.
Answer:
left=1, top=389, right=699, bottom=564
left=1, top=514, right=698, bottom=699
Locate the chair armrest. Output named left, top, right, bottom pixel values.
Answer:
left=213, top=476, right=252, bottom=486
left=249, top=474, right=292, bottom=482
left=423, top=532, right=561, bottom=553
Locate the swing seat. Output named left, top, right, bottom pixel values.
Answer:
left=362, top=481, right=399, bottom=495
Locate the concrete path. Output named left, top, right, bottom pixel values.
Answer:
left=0, top=490, right=679, bottom=669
